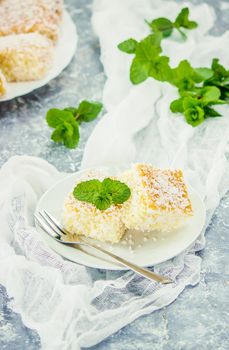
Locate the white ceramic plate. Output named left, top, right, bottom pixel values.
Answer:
left=0, top=11, right=77, bottom=102
left=35, top=168, right=206, bottom=270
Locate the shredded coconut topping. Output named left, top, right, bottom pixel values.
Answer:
left=136, top=164, right=192, bottom=213
left=0, top=0, right=63, bottom=41
left=62, top=171, right=126, bottom=244
left=0, top=33, right=54, bottom=82
left=0, top=33, right=53, bottom=50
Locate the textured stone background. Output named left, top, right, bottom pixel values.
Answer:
left=0, top=0, right=228, bottom=349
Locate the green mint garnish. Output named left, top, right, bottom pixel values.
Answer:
left=118, top=38, right=138, bottom=54
left=147, top=18, right=173, bottom=38
left=76, top=100, right=103, bottom=123
left=204, top=58, right=229, bottom=101
left=146, top=7, right=197, bottom=39
left=119, top=33, right=172, bottom=85
left=46, top=100, right=103, bottom=149
left=117, top=7, right=228, bottom=127
left=46, top=109, right=80, bottom=149
left=73, top=178, right=131, bottom=210
left=170, top=86, right=222, bottom=126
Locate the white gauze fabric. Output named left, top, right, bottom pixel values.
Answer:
left=0, top=1, right=229, bottom=350
left=0, top=156, right=205, bottom=350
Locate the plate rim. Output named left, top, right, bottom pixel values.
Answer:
left=35, top=168, right=206, bottom=270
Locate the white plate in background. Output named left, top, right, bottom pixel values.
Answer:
left=35, top=167, right=206, bottom=270
left=0, top=11, right=77, bottom=102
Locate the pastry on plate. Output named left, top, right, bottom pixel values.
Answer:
left=0, top=33, right=54, bottom=82
left=0, top=70, right=6, bottom=96
left=62, top=173, right=127, bottom=244
left=0, top=0, right=63, bottom=42
left=121, top=163, right=193, bottom=232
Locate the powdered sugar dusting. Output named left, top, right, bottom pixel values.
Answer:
left=63, top=170, right=126, bottom=243
left=0, top=0, right=63, bottom=41
left=0, top=33, right=53, bottom=50
left=136, top=164, right=192, bottom=214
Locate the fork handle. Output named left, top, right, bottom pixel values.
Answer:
left=79, top=240, right=172, bottom=284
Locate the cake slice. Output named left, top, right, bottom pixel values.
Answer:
left=0, top=70, right=6, bottom=96
left=121, top=163, right=193, bottom=232
left=0, top=0, right=63, bottom=42
left=0, top=33, right=54, bottom=82
left=62, top=172, right=127, bottom=244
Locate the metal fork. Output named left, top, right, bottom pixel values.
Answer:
left=34, top=209, right=173, bottom=284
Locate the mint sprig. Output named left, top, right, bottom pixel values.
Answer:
left=118, top=38, right=138, bottom=54
left=147, top=7, right=197, bottom=39
left=204, top=58, right=229, bottom=101
left=73, top=178, right=131, bottom=210
left=118, top=8, right=228, bottom=127
left=46, top=100, right=103, bottom=149
left=46, top=109, right=80, bottom=148
left=170, top=60, right=214, bottom=92
left=170, top=86, right=223, bottom=126
left=118, top=33, right=173, bottom=84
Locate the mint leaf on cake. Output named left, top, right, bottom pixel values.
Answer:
left=102, top=178, right=131, bottom=204
left=73, top=178, right=131, bottom=210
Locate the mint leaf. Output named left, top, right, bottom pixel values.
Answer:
left=94, top=194, right=112, bottom=211
left=130, top=57, right=150, bottom=84
left=77, top=101, right=103, bottom=123
left=170, top=97, right=184, bottom=113
left=46, top=109, right=76, bottom=127
left=146, top=7, right=197, bottom=40
left=73, top=179, right=102, bottom=203
left=204, top=58, right=229, bottom=101
left=119, top=34, right=163, bottom=85
left=171, top=60, right=196, bottom=90
left=46, top=109, right=80, bottom=148
left=171, top=62, right=212, bottom=92
left=184, top=105, right=205, bottom=127
left=193, top=68, right=213, bottom=82
left=103, top=178, right=131, bottom=204
left=211, top=58, right=228, bottom=78
left=135, top=34, right=162, bottom=62
left=64, top=107, right=78, bottom=116
left=73, top=178, right=131, bottom=210
left=46, top=100, right=103, bottom=149
left=51, top=124, right=65, bottom=143
left=118, top=38, right=138, bottom=53
left=183, top=96, right=200, bottom=110
left=199, top=86, right=221, bottom=104
left=174, top=7, right=198, bottom=30
left=51, top=121, right=79, bottom=149
left=147, top=18, right=173, bottom=38
left=63, top=122, right=80, bottom=149
left=118, top=10, right=228, bottom=128
left=204, top=106, right=221, bottom=118
left=182, top=97, right=205, bottom=126
left=149, top=55, right=172, bottom=82
left=178, top=86, right=221, bottom=106
left=129, top=34, right=166, bottom=84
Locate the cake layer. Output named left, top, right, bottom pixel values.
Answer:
left=121, top=163, right=193, bottom=232
left=0, top=70, right=6, bottom=96
left=0, top=33, right=54, bottom=82
left=62, top=172, right=126, bottom=244
left=63, top=194, right=126, bottom=243
left=0, top=0, right=63, bottom=42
